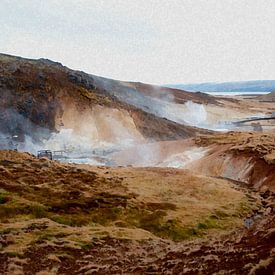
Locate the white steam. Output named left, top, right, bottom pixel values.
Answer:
left=0, top=98, right=211, bottom=167
left=149, top=99, right=208, bottom=127
left=157, top=147, right=207, bottom=168
left=183, top=101, right=207, bottom=125
left=96, top=80, right=210, bottom=128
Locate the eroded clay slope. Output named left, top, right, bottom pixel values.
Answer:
left=189, top=132, right=275, bottom=191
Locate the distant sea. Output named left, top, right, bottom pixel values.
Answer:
left=205, top=91, right=269, bottom=96
left=166, top=80, right=275, bottom=97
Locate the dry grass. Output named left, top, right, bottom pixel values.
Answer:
left=0, top=149, right=254, bottom=256
left=0, top=218, right=156, bottom=256
left=195, top=132, right=275, bottom=159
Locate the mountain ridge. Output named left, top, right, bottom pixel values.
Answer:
left=167, top=80, right=275, bottom=93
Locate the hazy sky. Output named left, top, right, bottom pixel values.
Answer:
left=1, top=0, right=275, bottom=84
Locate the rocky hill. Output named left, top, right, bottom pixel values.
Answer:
left=0, top=53, right=210, bottom=147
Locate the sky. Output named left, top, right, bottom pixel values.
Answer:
left=0, top=0, right=275, bottom=85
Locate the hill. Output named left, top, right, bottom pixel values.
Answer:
left=0, top=53, right=210, bottom=151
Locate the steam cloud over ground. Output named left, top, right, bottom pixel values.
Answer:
left=0, top=96, right=267, bottom=167
left=0, top=97, right=212, bottom=167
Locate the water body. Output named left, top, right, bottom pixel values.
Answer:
left=205, top=91, right=269, bottom=96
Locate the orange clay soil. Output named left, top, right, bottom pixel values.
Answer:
left=186, top=132, right=275, bottom=191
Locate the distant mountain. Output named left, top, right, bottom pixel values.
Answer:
left=167, top=80, right=275, bottom=93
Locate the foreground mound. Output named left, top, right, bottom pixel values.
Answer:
left=192, top=132, right=275, bottom=191
left=1, top=150, right=273, bottom=274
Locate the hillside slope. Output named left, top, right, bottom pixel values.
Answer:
left=192, top=132, right=275, bottom=191
left=0, top=54, right=212, bottom=152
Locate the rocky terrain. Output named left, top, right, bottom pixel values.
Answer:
left=0, top=54, right=274, bottom=274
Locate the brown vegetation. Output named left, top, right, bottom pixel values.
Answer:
left=1, top=149, right=271, bottom=274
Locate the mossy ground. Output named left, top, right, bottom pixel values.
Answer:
left=0, top=149, right=256, bottom=262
